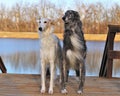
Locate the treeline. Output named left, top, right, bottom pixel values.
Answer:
left=0, top=0, right=120, bottom=34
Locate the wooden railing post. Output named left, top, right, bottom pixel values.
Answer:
left=0, top=56, right=7, bottom=73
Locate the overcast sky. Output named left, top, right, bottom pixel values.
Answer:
left=0, top=0, right=120, bottom=6
left=0, top=0, right=120, bottom=11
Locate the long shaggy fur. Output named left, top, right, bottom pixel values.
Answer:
left=61, top=10, right=87, bottom=94
left=38, top=18, right=63, bottom=94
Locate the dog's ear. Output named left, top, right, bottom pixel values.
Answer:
left=49, top=19, right=55, bottom=25
left=36, top=20, right=40, bottom=23
left=36, top=17, right=41, bottom=23
left=74, top=11, right=80, bottom=19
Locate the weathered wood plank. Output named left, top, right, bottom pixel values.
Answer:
left=108, top=24, right=120, bottom=32
left=105, top=32, right=115, bottom=78
left=0, top=74, right=120, bottom=96
left=108, top=50, right=120, bottom=59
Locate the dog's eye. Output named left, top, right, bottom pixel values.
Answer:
left=39, top=21, right=41, bottom=23
left=44, top=21, right=47, bottom=23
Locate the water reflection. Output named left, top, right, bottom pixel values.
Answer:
left=2, top=51, right=40, bottom=74
left=0, top=38, right=120, bottom=77
left=0, top=38, right=40, bottom=74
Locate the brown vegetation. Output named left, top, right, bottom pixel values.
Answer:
left=0, top=0, right=120, bottom=33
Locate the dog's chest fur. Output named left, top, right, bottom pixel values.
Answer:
left=40, top=34, right=58, bottom=63
left=41, top=34, right=56, bottom=48
left=64, top=32, right=84, bottom=68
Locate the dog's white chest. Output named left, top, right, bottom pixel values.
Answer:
left=40, top=35, right=57, bottom=62
left=66, top=34, right=83, bottom=67
left=41, top=37, right=54, bottom=48
left=66, top=50, right=76, bottom=67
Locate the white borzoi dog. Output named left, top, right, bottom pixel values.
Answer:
left=38, top=18, right=63, bottom=94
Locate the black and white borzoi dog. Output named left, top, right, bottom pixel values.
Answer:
left=38, top=18, right=63, bottom=94
left=61, top=10, right=87, bottom=94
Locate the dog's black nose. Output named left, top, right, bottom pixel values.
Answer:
left=62, top=16, right=65, bottom=21
left=39, top=27, right=42, bottom=31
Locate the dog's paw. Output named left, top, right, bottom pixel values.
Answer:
left=61, top=89, right=68, bottom=94
left=48, top=89, right=53, bottom=94
left=40, top=88, right=46, bottom=94
left=77, top=90, right=83, bottom=94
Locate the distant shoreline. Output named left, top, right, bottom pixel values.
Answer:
left=0, top=32, right=120, bottom=41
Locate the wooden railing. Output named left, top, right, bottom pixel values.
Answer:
left=99, top=25, right=120, bottom=78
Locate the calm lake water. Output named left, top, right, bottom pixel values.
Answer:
left=0, top=38, right=120, bottom=77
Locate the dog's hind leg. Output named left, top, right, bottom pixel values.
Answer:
left=65, top=59, right=69, bottom=82
left=61, top=59, right=68, bottom=94
left=77, top=61, right=85, bottom=94
left=58, top=57, right=67, bottom=93
left=66, top=70, right=69, bottom=82
left=75, top=70, right=80, bottom=77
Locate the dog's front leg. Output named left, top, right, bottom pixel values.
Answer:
left=41, top=60, right=46, bottom=94
left=78, top=62, right=85, bottom=94
left=49, top=60, right=55, bottom=94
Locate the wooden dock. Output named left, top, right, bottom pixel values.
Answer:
left=0, top=74, right=120, bottom=96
